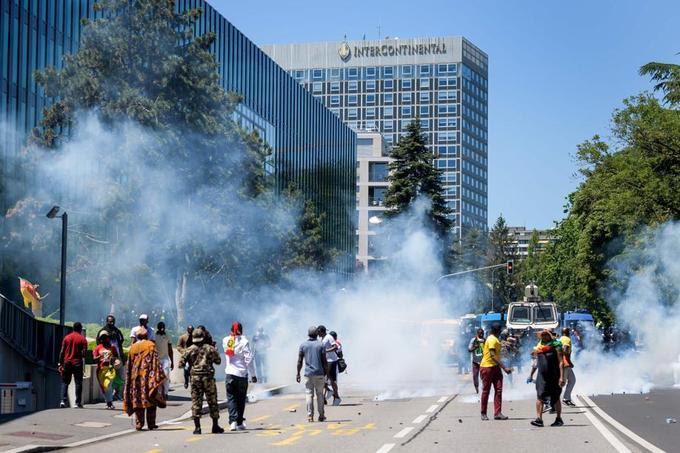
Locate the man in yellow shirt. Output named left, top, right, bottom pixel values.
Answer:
left=560, top=328, right=576, bottom=406
left=480, top=323, right=512, bottom=420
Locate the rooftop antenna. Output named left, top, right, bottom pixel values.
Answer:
left=362, top=33, right=366, bottom=41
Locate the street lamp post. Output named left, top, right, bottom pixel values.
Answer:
left=490, top=267, right=499, bottom=313
left=46, top=206, right=67, bottom=325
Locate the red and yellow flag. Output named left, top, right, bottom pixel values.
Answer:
left=19, top=277, right=41, bottom=311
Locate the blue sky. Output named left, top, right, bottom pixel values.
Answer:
left=209, top=0, right=680, bottom=229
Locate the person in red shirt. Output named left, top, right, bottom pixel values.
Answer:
left=58, top=322, right=88, bottom=408
left=93, top=331, right=119, bottom=409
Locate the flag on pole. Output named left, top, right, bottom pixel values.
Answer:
left=19, top=277, right=44, bottom=316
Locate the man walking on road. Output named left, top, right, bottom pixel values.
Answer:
left=479, top=323, right=512, bottom=421
left=155, top=322, right=174, bottom=399
left=58, top=322, right=88, bottom=408
left=560, top=328, right=576, bottom=407
left=179, top=327, right=224, bottom=435
left=531, top=329, right=565, bottom=427
left=318, top=325, right=341, bottom=406
left=297, top=326, right=329, bottom=423
left=468, top=328, right=485, bottom=394
left=130, top=314, right=155, bottom=343
left=223, top=321, right=257, bottom=431
left=177, top=325, right=194, bottom=389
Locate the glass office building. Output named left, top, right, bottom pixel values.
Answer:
left=0, top=0, right=356, bottom=271
left=263, top=37, right=488, bottom=237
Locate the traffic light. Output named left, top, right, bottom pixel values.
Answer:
left=506, top=260, right=514, bottom=275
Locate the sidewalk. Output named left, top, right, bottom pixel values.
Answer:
left=0, top=381, right=286, bottom=452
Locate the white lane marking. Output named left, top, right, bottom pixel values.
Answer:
left=412, top=414, right=428, bottom=424
left=425, top=404, right=439, bottom=413
left=580, top=395, right=665, bottom=453
left=437, top=396, right=448, bottom=403
left=576, top=395, right=631, bottom=453
left=376, top=443, right=395, bottom=453
left=394, top=426, right=414, bottom=439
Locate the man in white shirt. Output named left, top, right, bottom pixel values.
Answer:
left=223, top=321, right=257, bottom=431
left=130, top=314, right=155, bottom=343
left=317, top=325, right=341, bottom=406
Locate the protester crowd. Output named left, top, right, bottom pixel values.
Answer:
left=58, top=314, right=346, bottom=433
left=470, top=323, right=578, bottom=427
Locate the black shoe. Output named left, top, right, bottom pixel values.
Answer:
left=184, top=382, right=189, bottom=389
left=494, top=414, right=508, bottom=420
left=76, top=404, right=84, bottom=408
left=551, top=417, right=564, bottom=427
left=481, top=414, right=489, bottom=421
left=60, top=402, right=67, bottom=408
left=531, top=418, right=544, bottom=427
left=212, top=418, right=224, bottom=434
left=193, top=417, right=201, bottom=435
left=563, top=399, right=575, bottom=407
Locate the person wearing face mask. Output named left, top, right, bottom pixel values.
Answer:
left=155, top=322, right=174, bottom=399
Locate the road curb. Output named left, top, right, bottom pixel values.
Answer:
left=4, top=384, right=291, bottom=453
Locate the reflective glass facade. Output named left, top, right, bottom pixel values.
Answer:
left=0, top=0, right=356, bottom=271
left=263, top=37, right=488, bottom=236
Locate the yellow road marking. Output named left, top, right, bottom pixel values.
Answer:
left=145, top=450, right=162, bottom=453
left=326, top=423, right=343, bottom=430
left=362, top=423, right=377, bottom=430
left=271, top=432, right=305, bottom=446
left=186, top=436, right=203, bottom=443
left=307, top=429, right=323, bottom=436
left=251, top=415, right=272, bottom=422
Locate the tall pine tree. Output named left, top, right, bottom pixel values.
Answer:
left=383, top=120, right=452, bottom=237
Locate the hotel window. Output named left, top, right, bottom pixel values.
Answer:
left=437, top=90, right=457, bottom=101
left=401, top=93, right=412, bottom=103
left=366, top=94, right=376, bottom=105
left=330, top=81, right=340, bottom=93
left=383, top=66, right=394, bottom=78
left=347, top=94, right=358, bottom=105
left=401, top=120, right=412, bottom=130
left=419, top=105, right=430, bottom=116
left=348, top=67, right=359, bottom=79
left=401, top=65, right=413, bottom=76
left=438, top=63, right=458, bottom=75
left=330, top=108, right=340, bottom=117
left=401, top=106, right=412, bottom=117
left=419, top=92, right=431, bottom=103
left=366, top=80, right=376, bottom=91
left=438, top=77, right=457, bottom=88
left=347, top=108, right=358, bottom=119
left=401, top=79, right=412, bottom=90
left=420, top=119, right=429, bottom=130
left=383, top=107, right=394, bottom=118
left=348, top=81, right=358, bottom=92
left=365, top=107, right=376, bottom=119
left=312, top=82, right=323, bottom=93
left=312, top=69, right=324, bottom=80
left=438, top=104, right=457, bottom=115
left=365, top=66, right=377, bottom=78
left=384, top=121, right=394, bottom=131
left=330, top=68, right=342, bottom=79
left=384, top=79, right=394, bottom=90
left=419, top=64, right=431, bottom=75
left=365, top=120, right=377, bottom=131
left=330, top=95, right=340, bottom=106
left=294, top=70, right=305, bottom=80
left=420, top=78, right=431, bottom=89
left=384, top=93, right=394, bottom=104
left=438, top=117, right=457, bottom=128
left=438, top=145, right=457, bottom=156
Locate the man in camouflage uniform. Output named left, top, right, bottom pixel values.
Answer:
left=178, top=327, right=224, bottom=434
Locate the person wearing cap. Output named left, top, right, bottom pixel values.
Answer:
left=223, top=321, right=257, bottom=431
left=297, top=326, right=328, bottom=422
left=93, top=331, right=119, bottom=409
left=130, top=314, right=155, bottom=343
left=179, top=327, right=224, bottom=434
left=530, top=329, right=566, bottom=427
left=123, top=327, right=166, bottom=430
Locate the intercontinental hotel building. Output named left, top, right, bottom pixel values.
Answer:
left=262, top=37, right=489, bottom=238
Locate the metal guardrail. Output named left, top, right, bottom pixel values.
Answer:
left=0, top=293, right=71, bottom=371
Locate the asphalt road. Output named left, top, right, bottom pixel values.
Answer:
left=593, top=388, right=680, bottom=452
left=67, top=379, right=623, bottom=453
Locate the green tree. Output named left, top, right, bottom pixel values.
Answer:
left=487, top=215, right=516, bottom=310
left=283, top=199, right=335, bottom=272
left=383, top=120, right=452, bottom=238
